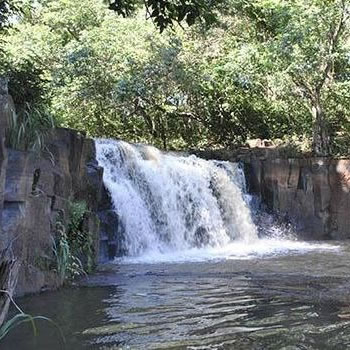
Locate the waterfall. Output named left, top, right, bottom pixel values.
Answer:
left=96, top=139, right=258, bottom=259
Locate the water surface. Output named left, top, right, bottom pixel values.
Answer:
left=4, top=141, right=350, bottom=349
left=3, top=242, right=350, bottom=350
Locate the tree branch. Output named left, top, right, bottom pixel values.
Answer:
left=316, top=0, right=348, bottom=93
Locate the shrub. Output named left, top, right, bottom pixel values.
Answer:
left=5, top=105, right=56, bottom=152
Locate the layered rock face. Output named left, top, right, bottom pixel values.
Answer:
left=245, top=156, right=350, bottom=240
left=196, top=147, right=350, bottom=240
left=0, top=82, right=110, bottom=295
left=0, top=128, right=105, bottom=295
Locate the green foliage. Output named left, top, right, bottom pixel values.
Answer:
left=5, top=105, right=55, bottom=152
left=53, top=200, right=95, bottom=282
left=1, top=61, right=48, bottom=112
left=0, top=1, right=17, bottom=31
left=53, top=219, right=85, bottom=282
left=232, top=0, right=350, bottom=155
left=109, top=0, right=225, bottom=32
left=68, top=201, right=87, bottom=234
left=0, top=313, right=51, bottom=341
left=68, top=201, right=95, bottom=274
left=0, top=290, right=65, bottom=344
left=1, top=0, right=350, bottom=154
left=274, top=135, right=312, bottom=158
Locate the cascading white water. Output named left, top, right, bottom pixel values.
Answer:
left=96, top=139, right=339, bottom=263
left=96, top=139, right=258, bottom=255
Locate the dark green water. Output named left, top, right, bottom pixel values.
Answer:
left=3, top=242, right=350, bottom=350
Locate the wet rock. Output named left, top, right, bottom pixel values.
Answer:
left=245, top=157, right=350, bottom=240
left=0, top=130, right=105, bottom=296
left=194, top=226, right=210, bottom=247
left=196, top=146, right=350, bottom=240
left=98, top=209, right=124, bottom=261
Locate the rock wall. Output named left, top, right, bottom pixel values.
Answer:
left=196, top=148, right=350, bottom=240
left=0, top=85, right=12, bottom=221
left=245, top=156, right=350, bottom=240
left=0, top=83, right=108, bottom=296
left=1, top=128, right=105, bottom=296
left=97, top=185, right=123, bottom=262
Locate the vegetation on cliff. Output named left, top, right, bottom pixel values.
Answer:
left=54, top=200, right=96, bottom=283
left=1, top=0, right=350, bottom=155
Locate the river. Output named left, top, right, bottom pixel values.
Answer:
left=3, top=243, right=350, bottom=349
left=3, top=140, right=350, bottom=349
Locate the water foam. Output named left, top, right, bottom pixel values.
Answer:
left=120, top=239, right=339, bottom=264
left=96, top=139, right=339, bottom=263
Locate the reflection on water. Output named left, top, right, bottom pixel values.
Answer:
left=3, top=244, right=350, bottom=350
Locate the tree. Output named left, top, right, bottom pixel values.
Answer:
left=0, top=0, right=14, bottom=30
left=108, top=0, right=225, bottom=32
left=2, top=0, right=273, bottom=149
left=237, top=0, right=350, bottom=155
left=3, top=0, right=350, bottom=154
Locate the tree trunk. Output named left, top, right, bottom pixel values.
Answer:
left=311, top=95, right=330, bottom=156
left=160, top=115, right=168, bottom=151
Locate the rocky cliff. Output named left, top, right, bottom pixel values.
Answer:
left=245, top=156, right=350, bottom=240
left=196, top=148, right=350, bottom=240
left=0, top=83, right=114, bottom=296
left=1, top=130, right=104, bottom=295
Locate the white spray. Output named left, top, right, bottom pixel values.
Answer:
left=96, top=139, right=258, bottom=258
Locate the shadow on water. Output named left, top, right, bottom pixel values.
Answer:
left=1, top=287, right=117, bottom=350
left=3, top=247, right=350, bottom=350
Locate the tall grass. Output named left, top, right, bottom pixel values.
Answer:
left=5, top=104, right=56, bottom=152
left=52, top=221, right=72, bottom=282
left=0, top=290, right=65, bottom=344
left=52, top=207, right=87, bottom=283
left=68, top=201, right=95, bottom=274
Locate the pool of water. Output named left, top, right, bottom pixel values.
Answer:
left=3, top=241, right=350, bottom=349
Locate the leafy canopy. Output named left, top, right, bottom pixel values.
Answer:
left=1, top=0, right=350, bottom=154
